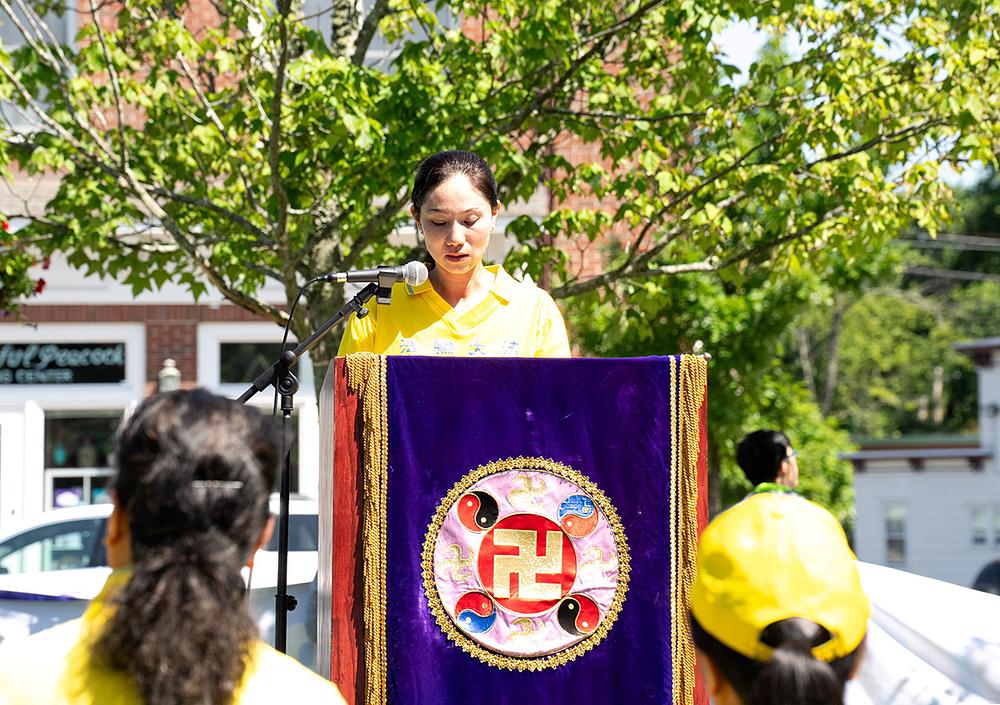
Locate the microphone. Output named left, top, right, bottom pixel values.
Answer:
left=319, top=261, right=428, bottom=287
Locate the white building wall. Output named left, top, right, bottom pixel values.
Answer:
left=979, top=349, right=1000, bottom=463
left=855, top=464, right=1000, bottom=587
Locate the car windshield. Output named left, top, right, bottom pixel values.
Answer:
left=0, top=518, right=107, bottom=574
left=264, top=514, right=318, bottom=552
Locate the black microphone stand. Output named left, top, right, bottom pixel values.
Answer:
left=237, top=280, right=385, bottom=653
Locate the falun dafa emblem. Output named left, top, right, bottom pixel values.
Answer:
left=422, top=457, right=630, bottom=670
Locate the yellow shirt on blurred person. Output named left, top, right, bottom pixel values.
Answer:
left=0, top=570, right=346, bottom=705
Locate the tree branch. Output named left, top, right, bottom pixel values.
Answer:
left=806, top=118, right=945, bottom=167
left=88, top=0, right=129, bottom=170
left=146, top=185, right=272, bottom=243
left=170, top=30, right=264, bottom=217
left=352, top=0, right=392, bottom=66
left=341, top=191, right=410, bottom=268
left=538, top=107, right=707, bottom=123
left=1, top=0, right=73, bottom=74
left=268, top=0, right=295, bottom=307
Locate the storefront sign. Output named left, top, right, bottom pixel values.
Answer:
left=0, top=343, right=126, bottom=384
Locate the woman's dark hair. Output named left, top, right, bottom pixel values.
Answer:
left=692, top=617, right=863, bottom=705
left=95, top=389, right=279, bottom=705
left=735, top=430, right=792, bottom=486
left=410, top=150, right=499, bottom=217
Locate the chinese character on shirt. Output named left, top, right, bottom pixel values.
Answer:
left=433, top=339, right=456, bottom=355
left=399, top=337, right=417, bottom=354
left=501, top=340, right=521, bottom=356
left=468, top=341, right=487, bottom=356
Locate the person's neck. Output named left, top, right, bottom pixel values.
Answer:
left=430, top=264, right=495, bottom=309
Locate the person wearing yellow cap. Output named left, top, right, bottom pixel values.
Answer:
left=690, top=492, right=869, bottom=705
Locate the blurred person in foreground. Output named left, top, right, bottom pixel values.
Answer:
left=735, top=429, right=799, bottom=491
left=691, top=492, right=869, bottom=705
left=338, top=149, right=570, bottom=358
left=0, top=389, right=346, bottom=705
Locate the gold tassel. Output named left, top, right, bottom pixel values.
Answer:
left=346, top=353, right=389, bottom=705
left=672, top=355, right=707, bottom=705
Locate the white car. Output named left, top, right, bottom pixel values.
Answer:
left=0, top=497, right=320, bottom=670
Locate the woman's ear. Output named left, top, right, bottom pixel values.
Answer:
left=104, top=494, right=132, bottom=568
left=410, top=205, right=421, bottom=234
left=247, top=516, right=275, bottom=569
left=848, top=638, right=867, bottom=679
left=697, top=648, right=740, bottom=705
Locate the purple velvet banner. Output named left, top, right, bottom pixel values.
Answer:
left=380, top=356, right=680, bottom=704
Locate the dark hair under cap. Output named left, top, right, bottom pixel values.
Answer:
left=735, top=429, right=792, bottom=485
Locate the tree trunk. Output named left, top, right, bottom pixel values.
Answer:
left=330, top=0, right=362, bottom=58
left=292, top=285, right=349, bottom=398
left=796, top=327, right=818, bottom=400
left=821, top=298, right=847, bottom=416
left=707, top=431, right=722, bottom=519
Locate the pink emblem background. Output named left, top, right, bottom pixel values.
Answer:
left=432, top=470, right=620, bottom=658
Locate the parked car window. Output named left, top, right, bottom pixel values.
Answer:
left=0, top=518, right=107, bottom=574
left=264, top=514, right=318, bottom=552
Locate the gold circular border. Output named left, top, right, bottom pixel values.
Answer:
left=421, top=456, right=631, bottom=671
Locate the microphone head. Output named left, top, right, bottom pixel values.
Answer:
left=402, top=261, right=429, bottom=286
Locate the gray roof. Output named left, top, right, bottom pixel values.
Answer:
left=841, top=447, right=992, bottom=461
left=954, top=337, right=1000, bottom=352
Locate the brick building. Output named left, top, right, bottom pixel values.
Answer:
left=0, top=254, right=324, bottom=529
left=0, top=1, right=610, bottom=529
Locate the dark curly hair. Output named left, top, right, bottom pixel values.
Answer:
left=94, top=389, right=279, bottom=705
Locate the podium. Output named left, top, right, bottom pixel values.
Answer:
left=318, top=355, right=709, bottom=705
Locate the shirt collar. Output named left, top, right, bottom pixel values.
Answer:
left=406, top=264, right=518, bottom=304
left=749, top=482, right=797, bottom=495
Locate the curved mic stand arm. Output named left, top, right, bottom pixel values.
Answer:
left=237, top=281, right=380, bottom=653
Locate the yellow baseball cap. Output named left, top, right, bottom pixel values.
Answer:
left=690, top=492, right=869, bottom=662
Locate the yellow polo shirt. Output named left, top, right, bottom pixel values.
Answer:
left=0, top=570, right=346, bottom=705
left=337, top=265, right=570, bottom=357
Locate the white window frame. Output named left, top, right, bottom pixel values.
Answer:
left=0, top=323, right=145, bottom=405
left=970, top=505, right=1000, bottom=550
left=972, top=506, right=990, bottom=547
left=884, top=502, right=907, bottom=566
left=197, top=323, right=320, bottom=498
left=0, top=323, right=143, bottom=523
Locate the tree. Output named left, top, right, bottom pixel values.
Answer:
left=0, top=217, right=47, bottom=316
left=0, top=0, right=996, bottom=374
left=790, top=161, right=1000, bottom=440
left=568, top=261, right=856, bottom=522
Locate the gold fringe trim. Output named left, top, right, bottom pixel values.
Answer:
left=671, top=355, right=707, bottom=705
left=345, top=353, right=389, bottom=705
left=421, top=456, right=631, bottom=671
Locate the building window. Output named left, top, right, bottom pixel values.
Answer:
left=198, top=323, right=320, bottom=498
left=972, top=508, right=989, bottom=547
left=219, top=342, right=286, bottom=385
left=44, top=410, right=121, bottom=508
left=971, top=507, right=1000, bottom=549
left=885, top=504, right=906, bottom=565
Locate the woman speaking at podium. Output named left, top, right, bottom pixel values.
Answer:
left=337, top=150, right=570, bottom=358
